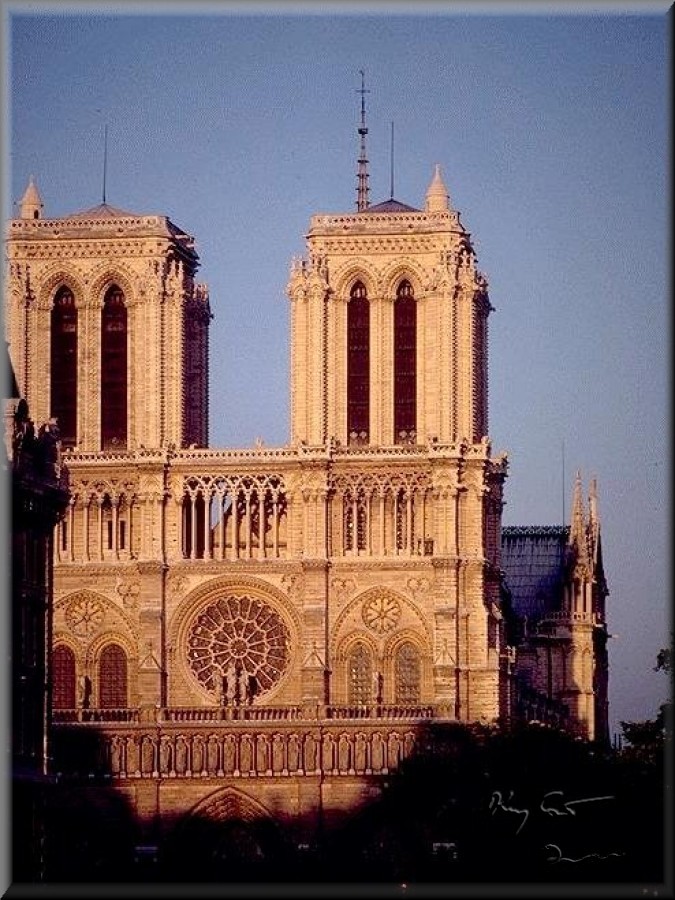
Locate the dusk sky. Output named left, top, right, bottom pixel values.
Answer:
left=4, top=3, right=669, bottom=738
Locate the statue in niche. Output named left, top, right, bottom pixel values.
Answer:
left=303, top=732, right=317, bottom=773
left=206, top=735, right=219, bottom=774
left=354, top=732, right=367, bottom=772
left=338, top=733, right=352, bottom=772
left=126, top=736, right=139, bottom=775
left=256, top=734, right=269, bottom=773
left=388, top=732, right=402, bottom=770
left=239, top=734, right=253, bottom=773
left=370, top=732, right=385, bottom=771
left=223, top=734, right=236, bottom=774
left=141, top=736, right=155, bottom=775
left=224, top=662, right=237, bottom=705
left=246, top=673, right=258, bottom=705
left=159, top=737, right=172, bottom=775
left=322, top=733, right=335, bottom=772
left=77, top=674, right=92, bottom=709
left=287, top=733, right=300, bottom=772
left=192, top=736, right=204, bottom=774
left=174, top=736, right=188, bottom=775
left=272, top=734, right=285, bottom=773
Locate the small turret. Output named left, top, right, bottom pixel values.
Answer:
left=425, top=164, right=450, bottom=213
left=19, top=176, right=44, bottom=220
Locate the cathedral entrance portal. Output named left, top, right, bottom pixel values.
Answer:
left=161, top=788, right=287, bottom=880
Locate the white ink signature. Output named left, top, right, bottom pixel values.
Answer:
left=489, top=789, right=614, bottom=834
left=545, top=843, right=624, bottom=864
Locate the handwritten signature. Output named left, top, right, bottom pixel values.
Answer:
left=488, top=790, right=622, bottom=864
left=489, top=789, right=615, bottom=835
left=544, top=843, right=625, bottom=864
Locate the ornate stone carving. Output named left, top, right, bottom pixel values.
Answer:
left=65, top=593, right=104, bottom=637
left=362, top=591, right=401, bottom=634
left=186, top=593, right=290, bottom=699
left=116, top=580, right=140, bottom=609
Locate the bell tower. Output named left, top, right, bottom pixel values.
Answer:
left=287, top=81, right=508, bottom=723
left=5, top=184, right=211, bottom=451
left=287, top=164, right=491, bottom=450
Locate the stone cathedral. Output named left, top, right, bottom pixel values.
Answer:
left=5, top=132, right=609, bottom=857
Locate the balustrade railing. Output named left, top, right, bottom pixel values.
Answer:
left=53, top=703, right=439, bottom=725
left=49, top=708, right=441, bottom=781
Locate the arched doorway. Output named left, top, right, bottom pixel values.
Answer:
left=161, top=788, right=288, bottom=881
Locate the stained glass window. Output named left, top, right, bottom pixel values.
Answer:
left=99, top=643, right=128, bottom=708
left=348, top=643, right=373, bottom=705
left=395, top=642, right=421, bottom=704
left=52, top=645, right=76, bottom=709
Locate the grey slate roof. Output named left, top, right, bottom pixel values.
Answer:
left=67, top=203, right=140, bottom=219
left=363, top=198, right=420, bottom=213
left=501, top=525, right=570, bottom=622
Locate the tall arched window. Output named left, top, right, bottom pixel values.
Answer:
left=347, top=282, right=369, bottom=444
left=50, top=287, right=77, bottom=446
left=394, top=280, right=416, bottom=443
left=347, top=642, right=373, bottom=705
left=101, top=285, right=127, bottom=449
left=98, top=643, right=128, bottom=708
left=52, top=645, right=76, bottom=709
left=394, top=642, right=421, bottom=704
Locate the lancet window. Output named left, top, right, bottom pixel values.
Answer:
left=348, top=643, right=373, bottom=706
left=347, top=281, right=369, bottom=444
left=101, top=285, right=127, bottom=450
left=50, top=286, right=77, bottom=446
left=344, top=489, right=368, bottom=553
left=52, top=644, right=76, bottom=709
left=98, top=643, right=128, bottom=709
left=393, top=280, right=416, bottom=443
left=394, top=642, right=421, bottom=704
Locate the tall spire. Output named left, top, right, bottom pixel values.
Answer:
left=356, top=70, right=370, bottom=212
left=569, top=470, right=589, bottom=567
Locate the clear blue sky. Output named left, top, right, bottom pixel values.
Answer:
left=4, top=3, right=670, bottom=738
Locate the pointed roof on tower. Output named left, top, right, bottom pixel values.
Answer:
left=425, top=164, right=451, bottom=213
left=19, top=176, right=44, bottom=219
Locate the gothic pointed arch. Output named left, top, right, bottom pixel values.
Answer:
left=393, top=279, right=416, bottom=443
left=50, top=284, right=78, bottom=446
left=52, top=643, right=77, bottom=709
left=97, top=642, right=128, bottom=708
left=163, top=788, right=283, bottom=879
left=393, top=640, right=422, bottom=704
left=347, top=280, right=369, bottom=443
left=188, top=786, right=274, bottom=823
left=101, top=283, right=128, bottom=449
left=347, top=640, right=375, bottom=705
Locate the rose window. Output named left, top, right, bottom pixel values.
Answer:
left=361, top=594, right=401, bottom=634
left=362, top=592, right=401, bottom=634
left=66, top=594, right=104, bottom=637
left=186, top=594, right=290, bottom=697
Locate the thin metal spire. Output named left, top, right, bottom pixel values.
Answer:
left=102, top=124, right=108, bottom=204
left=562, top=438, right=566, bottom=526
left=390, top=121, right=395, bottom=200
left=356, top=70, right=370, bottom=211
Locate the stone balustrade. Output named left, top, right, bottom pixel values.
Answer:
left=49, top=708, right=445, bottom=781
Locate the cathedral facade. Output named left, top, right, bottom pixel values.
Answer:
left=4, top=154, right=608, bottom=855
